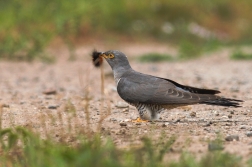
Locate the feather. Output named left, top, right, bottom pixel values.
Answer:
left=161, top=78, right=221, bottom=94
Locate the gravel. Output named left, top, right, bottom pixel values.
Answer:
left=0, top=45, right=251, bottom=159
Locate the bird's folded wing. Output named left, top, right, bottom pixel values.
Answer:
left=117, top=72, right=220, bottom=105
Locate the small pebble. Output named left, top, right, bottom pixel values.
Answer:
left=225, top=135, right=239, bottom=141
left=1, top=104, right=10, bottom=108
left=246, top=132, right=252, bottom=137
left=43, top=89, right=57, bottom=95
left=175, top=119, right=180, bottom=123
left=119, top=122, right=127, bottom=127
left=122, top=108, right=129, bottom=112
left=115, top=101, right=129, bottom=108
left=110, top=118, right=117, bottom=122
left=203, top=121, right=211, bottom=127
left=190, top=111, right=196, bottom=117
left=162, top=123, right=169, bottom=127
left=204, top=128, right=211, bottom=132
left=116, top=129, right=126, bottom=135
left=225, top=123, right=232, bottom=126
left=240, top=126, right=246, bottom=129
left=213, top=110, right=219, bottom=116
left=230, top=110, right=235, bottom=114
left=48, top=105, right=58, bottom=109
left=222, top=116, right=228, bottom=119
left=228, top=114, right=232, bottom=119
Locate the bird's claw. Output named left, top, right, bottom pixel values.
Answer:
left=131, top=117, right=148, bottom=123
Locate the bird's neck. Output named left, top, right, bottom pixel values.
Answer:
left=113, top=66, right=132, bottom=84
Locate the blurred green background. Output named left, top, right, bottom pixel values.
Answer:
left=1, top=0, right=252, bottom=61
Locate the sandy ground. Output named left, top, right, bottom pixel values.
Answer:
left=0, top=44, right=252, bottom=160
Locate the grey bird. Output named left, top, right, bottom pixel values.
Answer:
left=98, top=50, right=243, bottom=122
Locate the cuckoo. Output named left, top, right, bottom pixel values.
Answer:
left=93, top=50, right=243, bottom=122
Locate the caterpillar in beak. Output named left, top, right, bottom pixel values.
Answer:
left=92, top=50, right=103, bottom=67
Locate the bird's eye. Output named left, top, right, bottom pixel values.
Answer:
left=100, top=53, right=115, bottom=59
left=108, top=54, right=114, bottom=58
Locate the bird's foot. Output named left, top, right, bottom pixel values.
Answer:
left=131, top=117, right=148, bottom=123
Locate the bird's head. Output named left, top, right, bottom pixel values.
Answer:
left=100, top=50, right=131, bottom=71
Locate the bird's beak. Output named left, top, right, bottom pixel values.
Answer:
left=100, top=53, right=107, bottom=58
left=100, top=53, right=115, bottom=59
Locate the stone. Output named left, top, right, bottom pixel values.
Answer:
left=115, top=101, right=129, bottom=108
left=162, top=123, right=169, bottom=127
left=240, top=126, right=246, bottom=129
left=246, top=132, right=252, bottom=137
left=122, top=108, right=129, bottom=112
left=119, top=122, right=127, bottom=127
left=222, top=116, right=228, bottom=119
left=110, top=118, right=117, bottom=122
left=225, top=135, right=239, bottom=141
left=43, top=89, right=57, bottom=95
left=0, top=104, right=10, bottom=108
left=48, top=105, right=59, bottom=109
left=190, top=111, right=196, bottom=117
left=213, top=110, right=219, bottom=116
left=203, top=121, right=211, bottom=127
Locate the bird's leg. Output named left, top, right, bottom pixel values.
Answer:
left=131, top=117, right=148, bottom=123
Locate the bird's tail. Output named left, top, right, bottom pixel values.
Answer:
left=201, top=98, right=243, bottom=108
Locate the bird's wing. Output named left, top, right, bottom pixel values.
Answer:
left=117, top=71, right=221, bottom=105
